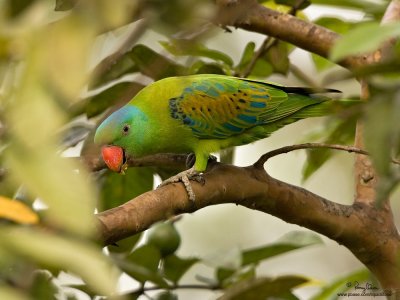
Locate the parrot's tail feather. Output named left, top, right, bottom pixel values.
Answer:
left=280, top=86, right=341, bottom=95
left=240, top=78, right=341, bottom=95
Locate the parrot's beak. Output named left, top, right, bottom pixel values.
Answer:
left=101, top=146, right=128, bottom=174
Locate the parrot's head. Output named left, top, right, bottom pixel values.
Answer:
left=94, top=105, right=148, bottom=173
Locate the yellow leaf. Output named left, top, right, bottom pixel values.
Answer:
left=0, top=196, right=39, bottom=225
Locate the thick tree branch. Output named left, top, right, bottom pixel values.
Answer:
left=215, top=0, right=377, bottom=69
left=97, top=161, right=400, bottom=289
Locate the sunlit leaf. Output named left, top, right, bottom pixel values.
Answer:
left=99, top=167, right=153, bottom=211
left=0, top=196, right=38, bottom=224
left=219, top=275, right=308, bottom=300
left=0, top=228, right=118, bottom=296
left=235, top=42, right=256, bottom=74
left=163, top=254, right=198, bottom=284
left=242, top=231, right=323, bottom=266
left=0, top=286, right=29, bottom=300
left=251, top=58, right=273, bottom=77
left=331, top=22, right=400, bottom=61
left=311, top=269, right=371, bottom=300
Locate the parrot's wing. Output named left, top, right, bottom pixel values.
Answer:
left=169, top=77, right=329, bottom=139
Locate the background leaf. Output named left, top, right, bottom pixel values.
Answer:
left=219, top=275, right=308, bottom=300
left=99, top=167, right=154, bottom=211
left=330, top=22, right=400, bottom=61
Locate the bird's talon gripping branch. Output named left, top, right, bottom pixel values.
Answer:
left=158, top=167, right=201, bottom=202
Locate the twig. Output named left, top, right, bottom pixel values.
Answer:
left=253, top=142, right=400, bottom=169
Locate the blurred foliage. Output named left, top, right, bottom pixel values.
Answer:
left=0, top=0, right=397, bottom=298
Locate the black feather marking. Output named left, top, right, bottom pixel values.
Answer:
left=240, top=78, right=341, bottom=95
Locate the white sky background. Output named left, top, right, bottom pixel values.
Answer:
left=62, top=3, right=400, bottom=299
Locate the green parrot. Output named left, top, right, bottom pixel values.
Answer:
left=94, top=74, right=351, bottom=200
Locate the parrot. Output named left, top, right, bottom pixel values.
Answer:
left=94, top=74, right=352, bottom=201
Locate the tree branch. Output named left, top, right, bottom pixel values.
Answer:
left=215, top=0, right=376, bottom=69
left=96, top=161, right=400, bottom=289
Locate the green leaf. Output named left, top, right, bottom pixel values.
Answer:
left=0, top=286, right=29, bottom=300
left=274, top=0, right=310, bottom=9
left=163, top=254, right=198, bottom=284
left=160, top=40, right=234, bottom=66
left=242, top=231, right=323, bottom=266
left=30, top=271, right=58, bottom=300
left=302, top=117, right=357, bottom=180
left=311, top=269, right=371, bottom=300
left=129, top=44, right=187, bottom=80
left=83, top=81, right=144, bottom=118
left=364, top=84, right=400, bottom=204
left=310, top=0, right=386, bottom=16
left=236, top=42, right=256, bottom=74
left=312, top=17, right=354, bottom=71
left=251, top=58, right=273, bottom=77
left=90, top=55, right=140, bottom=89
left=7, top=0, right=36, bottom=17
left=190, top=61, right=226, bottom=75
left=216, top=268, right=236, bottom=284
left=99, top=167, right=153, bottom=211
left=219, top=275, right=308, bottom=300
left=116, top=245, right=167, bottom=287
left=128, top=244, right=161, bottom=273
left=217, top=266, right=256, bottom=288
left=154, top=291, right=178, bottom=300
left=266, top=41, right=289, bottom=75
left=331, top=22, right=400, bottom=61
left=0, top=228, right=118, bottom=296
left=54, top=0, right=79, bottom=11
left=107, top=233, right=142, bottom=255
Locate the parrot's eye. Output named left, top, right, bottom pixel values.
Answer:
left=122, top=124, right=130, bottom=135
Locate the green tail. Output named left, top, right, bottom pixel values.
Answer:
left=244, top=97, right=360, bottom=143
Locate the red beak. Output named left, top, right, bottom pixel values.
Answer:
left=101, top=146, right=124, bottom=173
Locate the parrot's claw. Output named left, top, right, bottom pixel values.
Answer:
left=158, top=167, right=204, bottom=202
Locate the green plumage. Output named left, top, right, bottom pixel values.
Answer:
left=95, top=74, right=351, bottom=172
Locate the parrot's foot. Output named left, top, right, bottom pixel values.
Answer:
left=158, top=167, right=204, bottom=202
